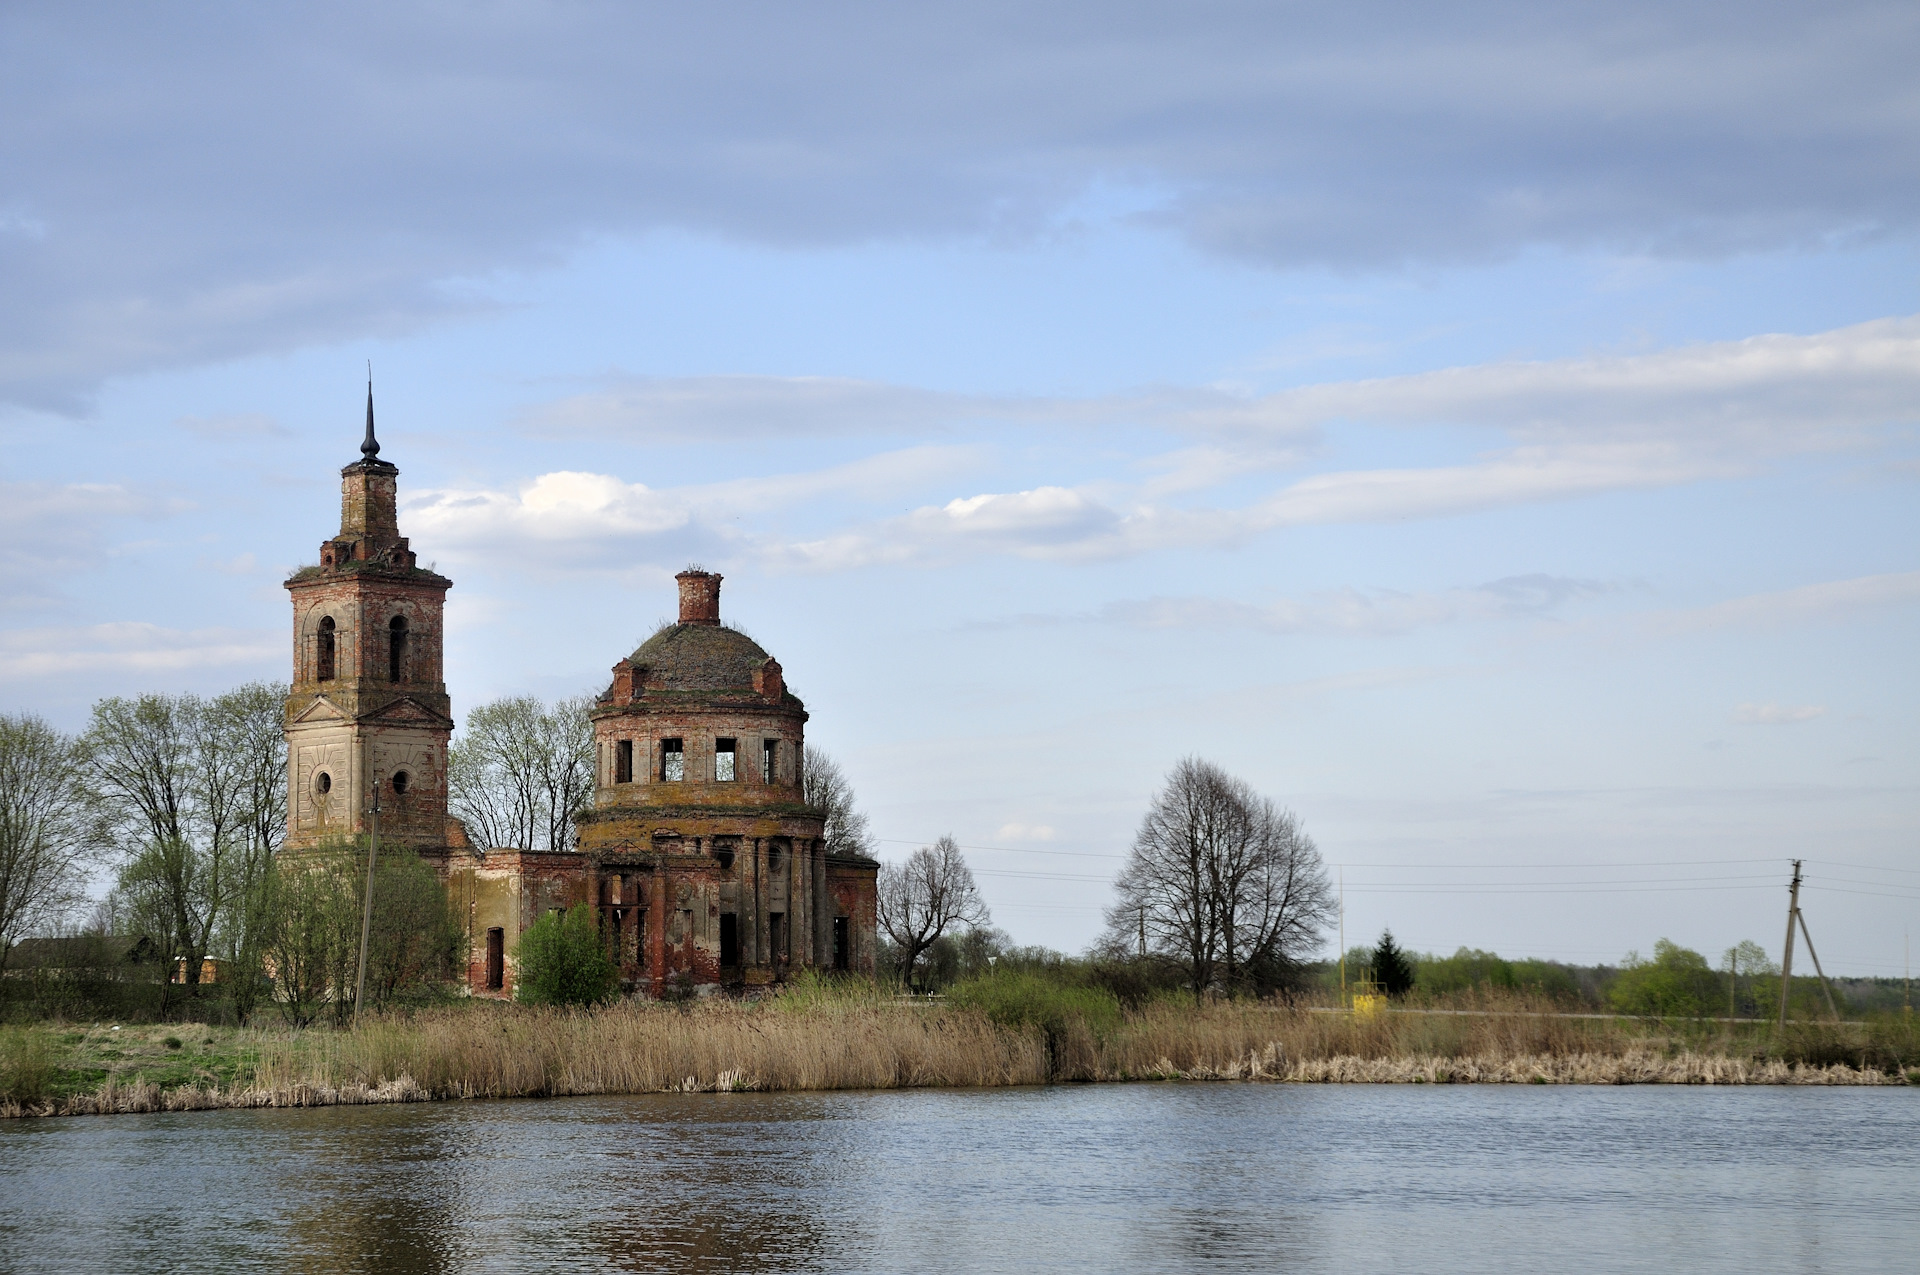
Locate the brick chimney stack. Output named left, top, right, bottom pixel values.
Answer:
left=676, top=570, right=722, bottom=625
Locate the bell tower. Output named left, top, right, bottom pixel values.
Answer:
left=283, top=384, right=454, bottom=852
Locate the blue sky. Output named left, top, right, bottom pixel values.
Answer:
left=4, top=2, right=1917, bottom=971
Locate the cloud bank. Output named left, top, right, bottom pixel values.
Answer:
left=402, top=316, right=1920, bottom=571
left=5, top=3, right=1920, bottom=406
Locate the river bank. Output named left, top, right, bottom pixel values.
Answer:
left=5, top=991, right=1914, bottom=1117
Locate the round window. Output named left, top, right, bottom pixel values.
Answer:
left=315, top=771, right=332, bottom=795
left=391, top=771, right=410, bottom=795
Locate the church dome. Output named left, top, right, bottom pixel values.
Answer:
left=629, top=621, right=775, bottom=693
left=603, top=569, right=795, bottom=708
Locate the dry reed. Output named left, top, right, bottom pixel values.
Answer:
left=5, top=991, right=1906, bottom=1118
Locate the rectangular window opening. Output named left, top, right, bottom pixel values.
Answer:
left=614, top=739, right=633, bottom=785
left=833, top=916, right=849, bottom=972
left=715, top=738, right=737, bottom=782
left=661, top=738, right=684, bottom=782
left=720, top=914, right=739, bottom=967
left=762, top=738, right=777, bottom=783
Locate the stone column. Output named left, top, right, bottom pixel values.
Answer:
left=790, top=836, right=809, bottom=968
left=648, top=864, right=668, bottom=993
left=752, top=837, right=769, bottom=968
left=814, top=842, right=831, bottom=967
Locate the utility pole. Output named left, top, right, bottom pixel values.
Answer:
left=1777, top=860, right=1801, bottom=1029
left=353, top=777, right=381, bottom=1029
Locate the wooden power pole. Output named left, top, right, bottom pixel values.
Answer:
left=353, top=778, right=381, bottom=1029
left=1776, top=860, right=1841, bottom=1027
left=1777, top=860, right=1801, bottom=1029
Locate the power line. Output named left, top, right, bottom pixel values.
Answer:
left=1807, top=858, right=1920, bottom=877
left=1807, top=874, right=1920, bottom=894
left=875, top=837, right=1123, bottom=860
left=1345, top=883, right=1779, bottom=896
left=1804, top=884, right=1920, bottom=903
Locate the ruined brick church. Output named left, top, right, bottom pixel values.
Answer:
left=282, top=395, right=879, bottom=996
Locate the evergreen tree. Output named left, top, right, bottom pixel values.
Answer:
left=1374, top=928, right=1415, bottom=997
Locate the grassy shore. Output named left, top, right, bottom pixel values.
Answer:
left=5, top=985, right=1915, bottom=1118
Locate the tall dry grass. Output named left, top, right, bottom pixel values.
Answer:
left=249, top=999, right=1046, bottom=1100
left=8, top=988, right=1908, bottom=1118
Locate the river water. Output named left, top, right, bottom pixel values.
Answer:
left=2, top=1085, right=1913, bottom=1273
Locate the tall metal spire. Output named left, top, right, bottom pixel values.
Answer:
left=361, top=363, right=380, bottom=460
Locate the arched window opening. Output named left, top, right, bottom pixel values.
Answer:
left=388, top=615, right=408, bottom=682
left=391, top=771, right=410, bottom=796
left=316, top=617, right=336, bottom=681
left=315, top=771, right=332, bottom=795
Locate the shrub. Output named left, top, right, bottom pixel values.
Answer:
left=1608, top=940, right=1720, bottom=1018
left=513, top=905, right=618, bottom=1007
left=0, top=1026, right=57, bottom=1105
left=949, top=969, right=1122, bottom=1076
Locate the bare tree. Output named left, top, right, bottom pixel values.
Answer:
left=0, top=713, right=92, bottom=969
left=83, top=684, right=288, bottom=1007
left=449, top=694, right=594, bottom=851
left=802, top=745, right=874, bottom=858
left=1104, top=757, right=1334, bottom=1000
left=878, top=835, right=989, bottom=990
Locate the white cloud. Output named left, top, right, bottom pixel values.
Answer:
left=0, top=623, right=280, bottom=681
left=1659, top=571, right=1920, bottom=634
left=1226, top=317, right=1920, bottom=448
left=1732, top=702, right=1827, bottom=725
left=404, top=446, right=981, bottom=568
left=1002, top=575, right=1614, bottom=637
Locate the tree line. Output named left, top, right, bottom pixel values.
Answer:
left=0, top=682, right=907, bottom=1019
left=0, top=688, right=468, bottom=1023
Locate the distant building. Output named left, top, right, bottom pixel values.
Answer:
left=281, top=394, right=878, bottom=997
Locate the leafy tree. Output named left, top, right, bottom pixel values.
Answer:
left=1373, top=928, right=1415, bottom=997
left=266, top=840, right=460, bottom=1026
left=265, top=850, right=355, bottom=1028
left=83, top=685, right=286, bottom=1011
left=1608, top=939, right=1720, bottom=1018
left=364, top=849, right=462, bottom=1005
left=1720, top=939, right=1776, bottom=1018
left=514, top=904, right=618, bottom=1006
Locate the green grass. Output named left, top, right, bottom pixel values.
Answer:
left=0, top=1023, right=266, bottom=1106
